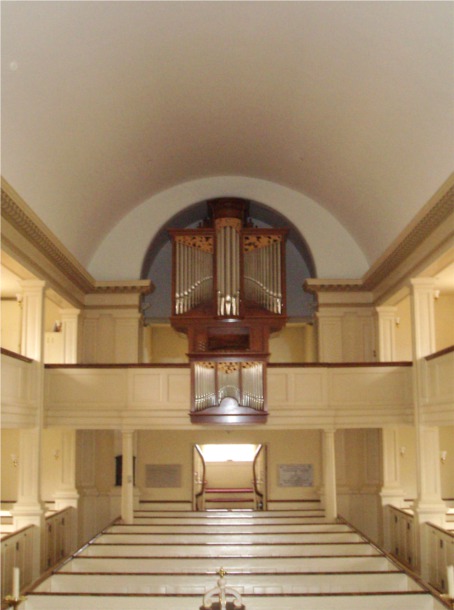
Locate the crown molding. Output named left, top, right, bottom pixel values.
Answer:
left=1, top=179, right=153, bottom=298
left=305, top=174, right=454, bottom=303
left=1, top=179, right=95, bottom=294
left=304, top=279, right=365, bottom=293
left=363, top=176, right=454, bottom=292
left=94, top=280, right=154, bottom=295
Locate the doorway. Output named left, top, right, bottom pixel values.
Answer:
left=193, top=444, right=267, bottom=510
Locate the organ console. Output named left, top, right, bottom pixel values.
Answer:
left=169, top=198, right=287, bottom=424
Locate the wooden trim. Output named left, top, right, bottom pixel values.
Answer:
left=45, top=362, right=190, bottom=369
left=427, top=522, right=454, bottom=539
left=44, top=507, right=73, bottom=521
left=139, top=500, right=191, bottom=504
left=55, top=569, right=403, bottom=576
left=103, top=522, right=340, bottom=528
left=268, top=361, right=412, bottom=368
left=425, top=345, right=454, bottom=361
left=90, top=541, right=371, bottom=547
left=0, top=524, right=35, bottom=542
left=67, top=552, right=384, bottom=560
left=26, top=591, right=430, bottom=598
left=129, top=508, right=326, bottom=516
left=1, top=347, right=33, bottom=363
left=388, top=505, right=414, bottom=518
left=267, top=499, right=321, bottom=503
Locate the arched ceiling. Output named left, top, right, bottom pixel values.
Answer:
left=2, top=1, right=453, bottom=273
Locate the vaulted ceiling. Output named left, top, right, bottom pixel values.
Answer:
left=2, top=1, right=453, bottom=273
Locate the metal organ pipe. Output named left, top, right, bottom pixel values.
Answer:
left=216, top=225, right=241, bottom=317
left=243, top=240, right=282, bottom=314
left=174, top=240, right=213, bottom=315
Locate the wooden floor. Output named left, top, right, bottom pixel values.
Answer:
left=22, top=508, right=448, bottom=610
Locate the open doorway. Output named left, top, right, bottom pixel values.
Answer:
left=193, top=444, right=267, bottom=511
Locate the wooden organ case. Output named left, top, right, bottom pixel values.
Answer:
left=169, top=198, right=288, bottom=424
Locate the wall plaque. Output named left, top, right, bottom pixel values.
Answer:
left=145, top=464, right=182, bottom=488
left=278, top=464, right=313, bottom=487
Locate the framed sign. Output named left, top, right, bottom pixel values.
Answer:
left=278, top=464, right=313, bottom=487
left=145, top=464, right=182, bottom=488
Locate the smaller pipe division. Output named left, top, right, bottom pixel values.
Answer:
left=194, top=362, right=264, bottom=412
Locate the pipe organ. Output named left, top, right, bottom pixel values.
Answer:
left=169, top=198, right=287, bottom=424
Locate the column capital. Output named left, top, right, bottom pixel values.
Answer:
left=59, top=308, right=81, bottom=318
left=19, top=279, right=46, bottom=291
left=409, top=277, right=436, bottom=291
left=375, top=305, right=398, bottom=315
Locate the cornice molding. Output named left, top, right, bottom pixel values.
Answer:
left=94, top=281, right=154, bottom=295
left=1, top=180, right=154, bottom=297
left=306, top=175, right=454, bottom=299
left=1, top=183, right=95, bottom=294
left=304, top=279, right=365, bottom=294
left=363, top=180, right=454, bottom=291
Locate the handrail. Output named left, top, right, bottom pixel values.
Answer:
left=0, top=524, right=34, bottom=543
left=44, top=506, right=73, bottom=521
left=45, top=362, right=190, bottom=369
left=194, top=444, right=206, bottom=512
left=268, top=361, right=413, bottom=368
left=389, top=505, right=414, bottom=518
left=44, top=361, right=414, bottom=369
left=425, top=345, right=454, bottom=361
left=1, top=347, right=33, bottom=363
left=427, top=521, right=454, bottom=538
left=253, top=444, right=264, bottom=508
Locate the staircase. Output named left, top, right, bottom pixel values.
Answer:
left=204, top=486, right=255, bottom=509
left=21, top=509, right=448, bottom=610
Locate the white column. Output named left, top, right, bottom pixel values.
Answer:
left=410, top=278, right=445, bottom=577
left=380, top=428, right=405, bottom=507
left=54, top=430, right=79, bottom=509
left=60, top=308, right=80, bottom=364
left=380, top=428, right=406, bottom=549
left=13, top=428, right=46, bottom=519
left=121, top=431, right=135, bottom=524
left=376, top=306, right=398, bottom=362
left=53, top=429, right=79, bottom=552
left=76, top=430, right=98, bottom=545
left=20, top=279, right=46, bottom=361
left=12, top=428, right=46, bottom=579
left=322, top=429, right=337, bottom=521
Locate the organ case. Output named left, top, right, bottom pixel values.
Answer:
left=169, top=198, right=287, bottom=424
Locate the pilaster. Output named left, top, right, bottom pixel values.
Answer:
left=20, top=279, right=46, bottom=361
left=321, top=429, right=337, bottom=521
left=59, top=308, right=80, bottom=364
left=54, top=429, right=79, bottom=510
left=376, top=306, right=398, bottom=361
left=121, top=431, right=135, bottom=524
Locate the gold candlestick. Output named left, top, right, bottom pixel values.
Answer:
left=3, top=595, right=27, bottom=609
left=440, top=595, right=454, bottom=609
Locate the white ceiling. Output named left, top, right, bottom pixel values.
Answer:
left=1, top=1, right=453, bottom=270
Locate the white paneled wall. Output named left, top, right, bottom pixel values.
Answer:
left=44, top=364, right=415, bottom=430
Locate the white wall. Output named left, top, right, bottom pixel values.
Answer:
left=1, top=300, right=21, bottom=353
